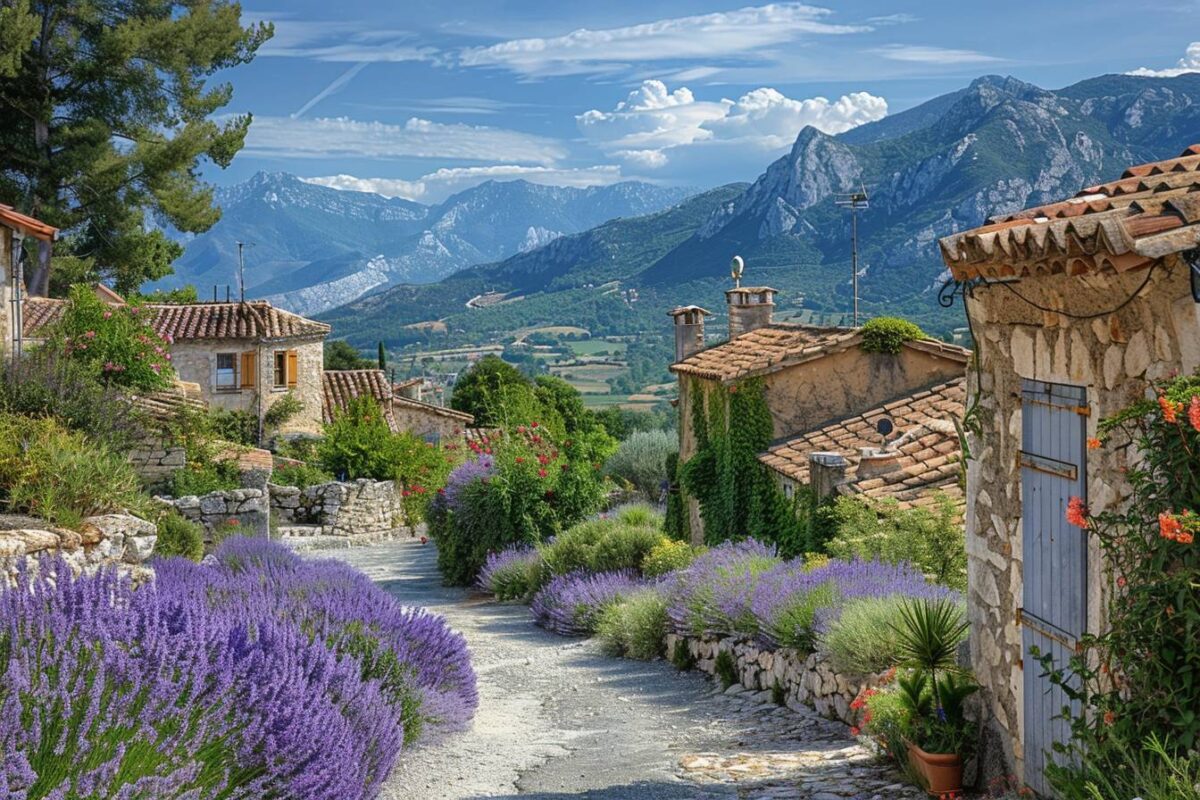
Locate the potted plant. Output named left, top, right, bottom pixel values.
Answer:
left=891, top=597, right=978, bottom=797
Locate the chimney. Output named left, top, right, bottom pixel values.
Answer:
left=856, top=446, right=903, bottom=480
left=668, top=305, right=711, bottom=362
left=808, top=452, right=848, bottom=499
left=726, top=286, right=777, bottom=338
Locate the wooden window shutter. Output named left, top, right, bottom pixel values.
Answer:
left=286, top=350, right=299, bottom=388
left=240, top=352, right=256, bottom=388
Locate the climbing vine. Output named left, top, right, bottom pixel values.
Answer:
left=679, top=377, right=804, bottom=553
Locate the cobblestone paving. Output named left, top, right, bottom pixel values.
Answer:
left=314, top=538, right=925, bottom=799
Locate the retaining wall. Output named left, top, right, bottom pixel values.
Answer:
left=269, top=479, right=402, bottom=538
left=163, top=488, right=270, bottom=540
left=0, top=513, right=158, bottom=584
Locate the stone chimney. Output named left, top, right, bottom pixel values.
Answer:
left=856, top=446, right=903, bottom=480
left=668, top=305, right=711, bottom=362
left=808, top=451, right=848, bottom=499
left=725, top=286, right=777, bottom=338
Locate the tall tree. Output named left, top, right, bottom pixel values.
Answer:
left=0, top=1, right=271, bottom=296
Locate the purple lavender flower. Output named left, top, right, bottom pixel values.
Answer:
left=440, top=455, right=496, bottom=512
left=478, top=544, right=541, bottom=600
left=664, top=539, right=780, bottom=638
left=531, top=570, right=644, bottom=635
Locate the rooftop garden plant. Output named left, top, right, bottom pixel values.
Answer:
left=858, top=317, right=927, bottom=355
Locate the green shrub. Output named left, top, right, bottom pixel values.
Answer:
left=169, top=459, right=240, bottom=497
left=47, top=284, right=175, bottom=391
left=208, top=408, right=259, bottom=447
left=613, top=502, right=662, bottom=528
left=822, top=596, right=915, bottom=675
left=317, top=396, right=398, bottom=481
left=589, top=525, right=665, bottom=573
left=0, top=413, right=147, bottom=528
left=263, top=391, right=304, bottom=432
left=641, top=539, right=704, bottom=577
left=596, top=589, right=668, bottom=660
left=538, top=519, right=608, bottom=577
left=604, top=430, right=677, bottom=500
left=671, top=638, right=695, bottom=671
left=859, top=317, right=926, bottom=355
left=1049, top=735, right=1200, bottom=800
left=824, top=494, right=966, bottom=590
left=760, top=581, right=837, bottom=652
left=862, top=687, right=916, bottom=764
left=153, top=511, right=205, bottom=562
left=272, top=462, right=334, bottom=489
left=714, top=649, right=738, bottom=689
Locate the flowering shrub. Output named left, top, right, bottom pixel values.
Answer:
left=478, top=545, right=541, bottom=600
left=429, top=423, right=614, bottom=586
left=641, top=539, right=705, bottom=577
left=1040, top=372, right=1200, bottom=796
left=48, top=284, right=175, bottom=391
left=664, top=539, right=781, bottom=637
left=530, top=570, right=645, bottom=636
left=0, top=538, right=477, bottom=799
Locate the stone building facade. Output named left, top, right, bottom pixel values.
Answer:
left=937, top=144, right=1200, bottom=792
left=323, top=368, right=474, bottom=442
left=20, top=296, right=330, bottom=440
left=669, top=284, right=969, bottom=542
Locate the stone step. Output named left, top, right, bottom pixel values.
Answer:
left=277, top=535, right=354, bottom=552
left=275, top=524, right=324, bottom=538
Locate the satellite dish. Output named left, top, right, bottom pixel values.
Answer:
left=875, top=417, right=894, bottom=438
left=730, top=255, right=745, bottom=286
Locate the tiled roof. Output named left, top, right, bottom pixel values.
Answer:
left=322, top=370, right=398, bottom=430
left=0, top=204, right=58, bottom=241
left=392, top=394, right=474, bottom=425
left=21, top=297, right=329, bottom=341
left=129, top=382, right=207, bottom=424
left=759, top=377, right=966, bottom=510
left=939, top=144, right=1200, bottom=280
left=670, top=324, right=968, bottom=382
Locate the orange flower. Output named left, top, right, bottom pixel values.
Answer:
left=1103, top=710, right=1115, bottom=726
left=1066, top=496, right=1089, bottom=528
left=1178, top=529, right=1195, bottom=545
left=1159, top=394, right=1180, bottom=423
left=1086, top=437, right=1102, bottom=450
left=1190, top=396, right=1200, bottom=433
left=1159, top=511, right=1184, bottom=542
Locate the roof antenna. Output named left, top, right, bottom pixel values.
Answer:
left=235, top=241, right=255, bottom=303
left=730, top=255, right=745, bottom=288
left=835, top=184, right=869, bottom=326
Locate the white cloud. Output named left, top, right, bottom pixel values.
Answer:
left=577, top=80, right=886, bottom=171
left=875, top=44, right=1002, bottom=64
left=254, top=15, right=435, bottom=62
left=1127, top=42, right=1200, bottom=78
left=459, top=3, right=869, bottom=77
left=303, top=165, right=626, bottom=203
left=242, top=116, right=568, bottom=164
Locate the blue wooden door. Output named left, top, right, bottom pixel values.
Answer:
left=1019, top=379, right=1088, bottom=797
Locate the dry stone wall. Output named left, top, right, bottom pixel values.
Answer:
left=0, top=513, right=158, bottom=584
left=270, top=479, right=402, bottom=538
left=666, top=633, right=889, bottom=728
left=162, top=488, right=270, bottom=540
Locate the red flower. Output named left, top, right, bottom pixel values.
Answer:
left=849, top=726, right=860, bottom=737
left=1066, top=496, right=1089, bottom=528
left=437, top=488, right=446, bottom=495
left=1159, top=394, right=1180, bottom=423
left=1189, top=396, right=1200, bottom=432
left=531, top=421, right=539, bottom=428
left=1116, top=575, right=1127, bottom=588
left=419, top=536, right=428, bottom=544
left=537, top=468, right=548, bottom=478
left=1086, top=437, right=1102, bottom=450
left=515, top=457, right=525, bottom=464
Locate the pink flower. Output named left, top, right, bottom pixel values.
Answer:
left=83, top=330, right=96, bottom=339
left=102, top=310, right=112, bottom=319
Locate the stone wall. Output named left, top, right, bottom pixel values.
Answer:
left=270, top=478, right=402, bottom=538
left=963, top=254, right=1200, bottom=780
left=0, top=513, right=158, bottom=583
left=665, top=633, right=888, bottom=728
left=162, top=488, right=270, bottom=541
left=391, top=397, right=473, bottom=442
left=128, top=442, right=188, bottom=485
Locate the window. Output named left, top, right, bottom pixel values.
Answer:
left=215, top=353, right=238, bottom=390
left=273, top=351, right=287, bottom=388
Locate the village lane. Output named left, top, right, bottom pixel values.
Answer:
left=318, top=538, right=924, bottom=800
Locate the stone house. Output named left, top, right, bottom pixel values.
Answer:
left=323, top=368, right=474, bottom=442
left=669, top=285, right=970, bottom=542
left=937, top=144, right=1200, bottom=794
left=0, top=204, right=59, bottom=361
left=20, top=294, right=330, bottom=439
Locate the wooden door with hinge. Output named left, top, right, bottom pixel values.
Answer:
left=1019, top=379, right=1088, bottom=797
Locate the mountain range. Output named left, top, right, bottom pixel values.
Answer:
left=160, top=175, right=693, bottom=315
left=313, top=72, right=1200, bottom=346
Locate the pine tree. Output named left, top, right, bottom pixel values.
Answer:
left=0, top=1, right=272, bottom=295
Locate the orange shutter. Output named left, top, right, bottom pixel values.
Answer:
left=286, top=350, right=299, bottom=388
left=240, top=352, right=256, bottom=388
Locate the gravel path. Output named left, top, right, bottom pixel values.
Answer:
left=317, top=538, right=923, bottom=800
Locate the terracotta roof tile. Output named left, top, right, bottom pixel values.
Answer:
left=760, top=377, right=966, bottom=511
left=939, top=144, right=1200, bottom=280
left=0, top=205, right=58, bottom=241
left=21, top=297, right=329, bottom=341
left=322, top=370, right=398, bottom=431
left=391, top=394, right=475, bottom=425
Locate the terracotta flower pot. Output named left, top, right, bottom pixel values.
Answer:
left=906, top=741, right=964, bottom=797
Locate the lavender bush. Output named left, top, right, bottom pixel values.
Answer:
left=477, top=544, right=542, bottom=600
left=530, top=570, right=644, bottom=635
left=0, top=539, right=477, bottom=799
left=664, top=539, right=780, bottom=638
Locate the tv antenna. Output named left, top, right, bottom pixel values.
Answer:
left=834, top=185, right=869, bottom=326
left=730, top=255, right=745, bottom=288
left=235, top=241, right=255, bottom=303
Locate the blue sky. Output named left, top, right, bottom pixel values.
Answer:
left=216, top=1, right=1200, bottom=203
